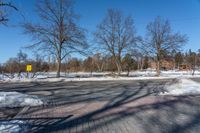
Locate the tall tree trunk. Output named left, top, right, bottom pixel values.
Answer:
left=192, top=56, right=196, bottom=76
left=100, top=62, right=104, bottom=72
left=56, top=43, right=62, bottom=78
left=156, top=61, right=160, bottom=76
left=192, top=66, right=195, bottom=76
left=96, top=64, right=101, bottom=72
left=127, top=67, right=130, bottom=77
left=116, top=60, right=122, bottom=75
left=156, top=54, right=161, bottom=76
left=173, top=59, right=175, bottom=70
left=117, top=65, right=121, bottom=75
left=56, top=56, right=61, bottom=78
left=56, top=57, right=61, bottom=78
left=140, top=59, right=144, bottom=71
left=177, top=63, right=180, bottom=70
left=113, top=56, right=122, bottom=75
left=137, top=59, right=139, bottom=70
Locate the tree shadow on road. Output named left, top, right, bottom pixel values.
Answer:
left=2, top=80, right=200, bottom=133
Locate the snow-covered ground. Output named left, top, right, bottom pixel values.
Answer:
left=0, top=92, right=42, bottom=132
left=1, top=70, right=200, bottom=83
left=0, top=120, right=27, bottom=133
left=1, top=70, right=200, bottom=96
left=129, top=70, right=200, bottom=77
left=161, top=78, right=200, bottom=96
left=0, top=92, right=43, bottom=108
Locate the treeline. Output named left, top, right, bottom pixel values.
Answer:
left=1, top=49, right=200, bottom=76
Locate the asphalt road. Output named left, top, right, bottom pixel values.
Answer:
left=1, top=79, right=200, bottom=133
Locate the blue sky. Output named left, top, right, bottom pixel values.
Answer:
left=0, top=0, right=200, bottom=63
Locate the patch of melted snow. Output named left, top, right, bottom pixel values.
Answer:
left=162, top=78, right=200, bottom=95
left=0, top=92, right=43, bottom=108
left=0, top=120, right=27, bottom=133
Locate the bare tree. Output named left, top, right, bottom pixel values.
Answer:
left=0, top=0, right=17, bottom=24
left=175, top=52, right=184, bottom=69
left=143, top=17, right=187, bottom=76
left=186, top=49, right=197, bottom=75
left=122, top=53, right=134, bottom=76
left=197, top=49, right=200, bottom=70
left=93, top=53, right=105, bottom=72
left=94, top=9, right=139, bottom=75
left=67, top=58, right=81, bottom=73
left=16, top=50, right=28, bottom=77
left=83, top=57, right=96, bottom=73
left=130, top=49, right=145, bottom=70
left=22, top=0, right=88, bottom=77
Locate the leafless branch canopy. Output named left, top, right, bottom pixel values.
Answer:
left=94, top=9, right=139, bottom=74
left=22, top=0, right=88, bottom=77
left=145, top=17, right=188, bottom=56
left=0, top=1, right=18, bottom=24
left=143, top=16, right=188, bottom=75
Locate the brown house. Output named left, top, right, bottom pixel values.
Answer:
left=149, top=60, right=175, bottom=70
left=149, top=60, right=191, bottom=70
left=179, top=64, right=191, bottom=70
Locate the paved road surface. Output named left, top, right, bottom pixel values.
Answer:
left=1, top=79, right=200, bottom=133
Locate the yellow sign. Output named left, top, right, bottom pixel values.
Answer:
left=26, top=65, right=32, bottom=72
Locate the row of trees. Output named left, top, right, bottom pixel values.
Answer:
left=0, top=51, right=49, bottom=77
left=1, top=49, right=200, bottom=77
left=0, top=0, right=191, bottom=77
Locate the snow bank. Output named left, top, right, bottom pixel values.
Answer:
left=161, top=78, right=200, bottom=96
left=0, top=120, right=27, bottom=133
left=128, top=70, right=157, bottom=77
left=2, top=76, right=200, bottom=83
left=0, top=92, right=43, bottom=108
left=24, top=76, right=174, bottom=83
left=129, top=70, right=200, bottom=77
left=1, top=71, right=200, bottom=83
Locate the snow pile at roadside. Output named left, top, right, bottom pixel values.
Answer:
left=1, top=71, right=200, bottom=83
left=0, top=120, right=27, bottom=133
left=129, top=71, right=156, bottom=77
left=161, top=78, right=200, bottom=95
left=33, top=76, right=174, bottom=82
left=161, top=70, right=200, bottom=77
left=0, top=92, right=43, bottom=108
